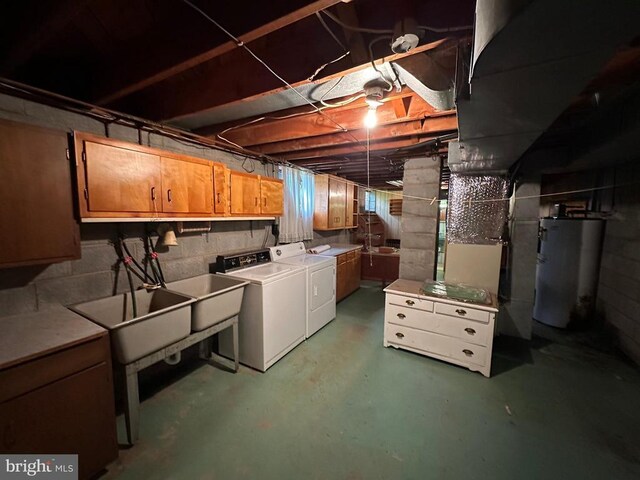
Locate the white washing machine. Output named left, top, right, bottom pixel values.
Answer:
left=215, top=249, right=306, bottom=372
left=270, top=242, right=336, bottom=338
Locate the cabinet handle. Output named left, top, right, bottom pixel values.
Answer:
left=151, top=187, right=156, bottom=201
left=406, top=299, right=415, bottom=306
left=263, top=197, right=267, bottom=206
left=395, top=332, right=405, bottom=339
left=462, top=349, right=474, bottom=357
left=464, top=327, right=476, bottom=336
left=255, top=197, right=258, bottom=206
left=217, top=193, right=221, bottom=203
left=397, top=313, right=406, bottom=319
left=455, top=309, right=467, bottom=316
left=167, top=189, right=172, bottom=202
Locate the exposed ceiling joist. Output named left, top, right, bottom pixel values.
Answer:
left=94, top=0, right=344, bottom=106
left=252, top=113, right=457, bottom=155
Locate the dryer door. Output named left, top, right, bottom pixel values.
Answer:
left=310, top=265, right=335, bottom=312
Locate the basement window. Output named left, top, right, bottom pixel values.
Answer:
left=364, top=190, right=376, bottom=212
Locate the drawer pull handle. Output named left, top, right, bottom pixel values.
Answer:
left=395, top=332, right=405, bottom=339
left=462, top=349, right=474, bottom=357
left=464, top=327, right=476, bottom=336
left=397, top=313, right=406, bottom=319
left=455, top=309, right=467, bottom=316
left=406, top=300, right=415, bottom=306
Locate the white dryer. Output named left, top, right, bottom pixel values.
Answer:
left=216, top=249, right=306, bottom=372
left=269, top=242, right=336, bottom=338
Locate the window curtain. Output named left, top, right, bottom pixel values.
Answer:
left=279, top=166, right=314, bottom=243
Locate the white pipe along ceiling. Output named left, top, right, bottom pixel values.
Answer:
left=448, top=0, right=640, bottom=174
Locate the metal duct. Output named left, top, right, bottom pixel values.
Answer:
left=449, top=0, right=640, bottom=173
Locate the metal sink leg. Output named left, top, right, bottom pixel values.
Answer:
left=123, top=365, right=139, bottom=445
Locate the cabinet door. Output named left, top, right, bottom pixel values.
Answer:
left=0, top=120, right=80, bottom=267
left=260, top=177, right=284, bottom=215
left=336, top=254, right=348, bottom=301
left=0, top=363, right=117, bottom=479
left=161, top=157, right=212, bottom=214
left=328, top=177, right=347, bottom=228
left=351, top=249, right=361, bottom=292
left=345, top=183, right=355, bottom=227
left=84, top=140, right=161, bottom=213
left=212, top=163, right=228, bottom=214
left=229, top=171, right=261, bottom=214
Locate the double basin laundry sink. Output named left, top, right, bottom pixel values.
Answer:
left=69, top=274, right=248, bottom=364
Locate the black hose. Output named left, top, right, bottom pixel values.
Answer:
left=121, top=238, right=155, bottom=283
left=144, top=234, right=165, bottom=288
left=151, top=236, right=167, bottom=287
left=115, top=238, right=138, bottom=319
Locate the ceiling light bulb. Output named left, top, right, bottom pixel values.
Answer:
left=364, top=107, right=378, bottom=129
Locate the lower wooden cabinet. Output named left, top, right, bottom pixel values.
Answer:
left=336, top=249, right=361, bottom=302
left=0, top=334, right=118, bottom=479
left=383, top=279, right=498, bottom=377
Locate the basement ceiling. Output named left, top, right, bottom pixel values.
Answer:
left=0, top=1, right=638, bottom=187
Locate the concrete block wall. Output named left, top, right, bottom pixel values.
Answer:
left=0, top=93, right=281, bottom=316
left=597, top=162, right=640, bottom=365
left=399, top=157, right=440, bottom=281
left=497, top=177, right=540, bottom=340
left=0, top=221, right=275, bottom=317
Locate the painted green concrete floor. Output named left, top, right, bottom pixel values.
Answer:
left=101, top=283, right=640, bottom=480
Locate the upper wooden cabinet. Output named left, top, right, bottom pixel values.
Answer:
left=212, top=163, right=228, bottom=214
left=0, top=119, right=80, bottom=268
left=83, top=140, right=161, bottom=214
left=314, top=174, right=356, bottom=231
left=260, top=177, right=284, bottom=216
left=229, top=171, right=261, bottom=215
left=229, top=171, right=284, bottom=216
left=74, top=132, right=282, bottom=220
left=160, top=156, right=212, bottom=214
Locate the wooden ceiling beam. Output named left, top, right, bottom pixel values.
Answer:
left=252, top=113, right=457, bottom=154
left=213, top=94, right=442, bottom=148
left=197, top=88, right=418, bottom=138
left=274, top=134, right=443, bottom=160
left=111, top=36, right=451, bottom=121
left=94, top=0, right=343, bottom=105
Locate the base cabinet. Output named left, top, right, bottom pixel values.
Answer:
left=336, top=249, right=361, bottom=302
left=0, top=334, right=117, bottom=479
left=383, top=279, right=497, bottom=377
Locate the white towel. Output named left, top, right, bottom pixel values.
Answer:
left=308, top=244, right=331, bottom=254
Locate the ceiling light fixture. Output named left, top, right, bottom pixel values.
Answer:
left=364, top=106, right=378, bottom=129
left=362, top=81, right=386, bottom=129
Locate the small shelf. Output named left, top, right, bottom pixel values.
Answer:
left=389, top=199, right=403, bottom=216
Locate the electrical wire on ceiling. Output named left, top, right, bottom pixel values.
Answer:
left=180, top=0, right=362, bottom=143
left=180, top=0, right=396, bottom=160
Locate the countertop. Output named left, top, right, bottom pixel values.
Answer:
left=313, top=244, right=363, bottom=257
left=361, top=247, right=400, bottom=257
left=384, top=278, right=499, bottom=311
left=0, top=306, right=107, bottom=370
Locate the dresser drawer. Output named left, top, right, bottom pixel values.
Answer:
left=387, top=293, right=433, bottom=312
left=385, top=304, right=490, bottom=346
left=386, top=325, right=488, bottom=367
left=435, top=302, right=490, bottom=324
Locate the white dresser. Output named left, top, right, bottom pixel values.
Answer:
left=383, top=279, right=498, bottom=377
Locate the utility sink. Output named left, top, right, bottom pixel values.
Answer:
left=165, top=274, right=248, bottom=331
left=69, top=289, right=195, bottom=364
